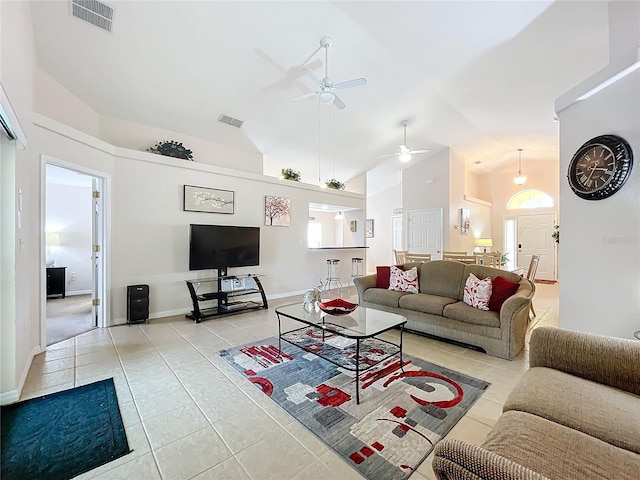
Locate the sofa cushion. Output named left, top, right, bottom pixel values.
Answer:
left=482, top=411, right=640, bottom=480
left=419, top=260, right=466, bottom=299
left=503, top=367, right=640, bottom=454
left=463, top=273, right=492, bottom=310
left=389, top=265, right=419, bottom=293
left=362, top=288, right=409, bottom=308
left=489, top=276, right=520, bottom=312
left=442, top=301, right=500, bottom=327
left=398, top=293, right=458, bottom=316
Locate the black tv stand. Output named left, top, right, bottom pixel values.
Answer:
left=185, top=272, right=267, bottom=323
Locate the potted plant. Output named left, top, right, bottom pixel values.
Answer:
left=325, top=178, right=346, bottom=190
left=147, top=140, right=194, bottom=161
left=280, top=168, right=301, bottom=181
left=552, top=224, right=559, bottom=243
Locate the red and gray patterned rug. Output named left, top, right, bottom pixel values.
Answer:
left=218, top=335, right=490, bottom=480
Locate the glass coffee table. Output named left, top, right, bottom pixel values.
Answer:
left=275, top=303, right=407, bottom=404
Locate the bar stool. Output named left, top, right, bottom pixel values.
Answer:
left=324, top=259, right=342, bottom=293
left=351, top=257, right=364, bottom=280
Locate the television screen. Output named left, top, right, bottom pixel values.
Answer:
left=189, top=224, right=260, bottom=271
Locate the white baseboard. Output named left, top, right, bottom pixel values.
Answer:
left=65, top=290, right=92, bottom=296
left=1, top=345, right=41, bottom=405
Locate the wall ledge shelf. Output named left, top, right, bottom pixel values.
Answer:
left=308, top=246, right=369, bottom=250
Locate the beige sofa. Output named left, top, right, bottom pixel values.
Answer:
left=433, top=327, right=640, bottom=479
left=354, top=260, right=534, bottom=360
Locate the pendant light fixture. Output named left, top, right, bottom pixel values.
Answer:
left=514, top=148, right=527, bottom=185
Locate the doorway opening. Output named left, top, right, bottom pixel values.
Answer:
left=44, top=161, right=106, bottom=346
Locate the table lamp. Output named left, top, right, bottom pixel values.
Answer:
left=476, top=238, right=493, bottom=253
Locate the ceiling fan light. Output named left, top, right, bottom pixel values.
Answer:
left=319, top=91, right=335, bottom=104
left=399, top=152, right=412, bottom=162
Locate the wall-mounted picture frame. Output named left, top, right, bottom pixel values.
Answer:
left=265, top=195, right=291, bottom=226
left=460, top=208, right=470, bottom=235
left=184, top=185, right=234, bottom=214
left=349, top=220, right=357, bottom=232
left=365, top=219, right=374, bottom=238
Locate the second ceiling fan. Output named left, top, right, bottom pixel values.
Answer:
left=381, top=120, right=431, bottom=162
left=294, top=36, right=367, bottom=110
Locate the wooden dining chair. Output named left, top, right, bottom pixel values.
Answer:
left=405, top=253, right=431, bottom=263
left=393, top=250, right=407, bottom=264
left=527, top=254, right=541, bottom=317
left=445, top=255, right=477, bottom=264
left=442, top=250, right=467, bottom=257
left=475, top=253, right=500, bottom=267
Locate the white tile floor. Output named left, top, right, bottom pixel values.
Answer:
left=21, top=283, right=559, bottom=480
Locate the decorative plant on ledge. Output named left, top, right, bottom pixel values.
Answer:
left=552, top=224, right=559, bottom=243
left=325, top=178, right=346, bottom=190
left=280, top=168, right=301, bottom=181
left=147, top=140, right=194, bottom=161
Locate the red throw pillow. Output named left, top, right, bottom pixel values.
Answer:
left=489, top=276, right=520, bottom=312
left=375, top=265, right=404, bottom=289
left=376, top=266, right=391, bottom=289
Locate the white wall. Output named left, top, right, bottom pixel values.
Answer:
left=556, top=1, right=639, bottom=338
left=36, top=115, right=365, bottom=324
left=481, top=159, right=559, bottom=254
left=100, top=116, right=264, bottom=175
left=557, top=70, right=640, bottom=338
left=46, top=183, right=93, bottom=294
left=35, top=68, right=100, bottom=138
left=1, top=0, right=40, bottom=402
left=366, top=183, right=401, bottom=271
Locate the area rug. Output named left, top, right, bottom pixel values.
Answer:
left=218, top=337, right=490, bottom=480
left=1, top=378, right=131, bottom=480
left=535, top=279, right=557, bottom=285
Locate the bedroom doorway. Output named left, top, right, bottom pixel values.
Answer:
left=43, top=160, right=106, bottom=346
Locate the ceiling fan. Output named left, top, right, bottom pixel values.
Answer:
left=293, top=36, right=367, bottom=109
left=381, top=120, right=431, bottom=162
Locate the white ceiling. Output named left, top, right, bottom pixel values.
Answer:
left=30, top=1, right=609, bottom=188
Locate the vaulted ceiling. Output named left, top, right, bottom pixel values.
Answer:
left=30, top=1, right=609, bottom=187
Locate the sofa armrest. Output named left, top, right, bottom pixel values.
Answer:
left=354, top=274, right=377, bottom=303
left=432, top=439, right=550, bottom=480
left=529, top=326, right=640, bottom=396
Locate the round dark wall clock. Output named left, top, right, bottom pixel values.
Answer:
left=567, top=134, right=634, bottom=200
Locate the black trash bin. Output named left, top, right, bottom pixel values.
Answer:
left=127, top=284, right=149, bottom=325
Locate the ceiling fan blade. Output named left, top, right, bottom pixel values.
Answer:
left=334, top=77, right=367, bottom=89
left=410, top=149, right=431, bottom=154
left=333, top=94, right=346, bottom=109
left=304, top=68, right=323, bottom=87
left=380, top=152, right=401, bottom=158
left=292, top=91, right=318, bottom=102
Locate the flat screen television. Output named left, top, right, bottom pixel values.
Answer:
left=189, top=224, right=260, bottom=271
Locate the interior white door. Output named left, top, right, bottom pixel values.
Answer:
left=391, top=215, right=403, bottom=255
left=517, top=213, right=555, bottom=280
left=407, top=209, right=442, bottom=258
left=91, top=178, right=103, bottom=327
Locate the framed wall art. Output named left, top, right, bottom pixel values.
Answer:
left=184, top=185, right=234, bottom=214
left=365, top=219, right=374, bottom=238
left=265, top=195, right=291, bottom=226
left=460, top=208, right=470, bottom=235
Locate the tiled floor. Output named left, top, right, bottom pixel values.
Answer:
left=21, top=283, right=559, bottom=480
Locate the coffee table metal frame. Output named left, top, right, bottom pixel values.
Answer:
left=275, top=303, right=407, bottom=404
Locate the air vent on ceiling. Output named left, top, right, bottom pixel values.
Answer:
left=218, top=114, right=245, bottom=129
left=71, top=0, right=114, bottom=33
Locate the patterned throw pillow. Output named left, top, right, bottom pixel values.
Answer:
left=388, top=265, right=419, bottom=293
left=463, top=273, right=493, bottom=311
